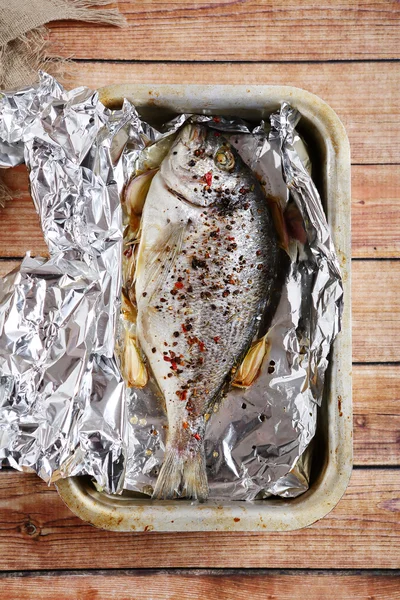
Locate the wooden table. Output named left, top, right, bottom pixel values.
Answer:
left=0, top=2, right=399, bottom=597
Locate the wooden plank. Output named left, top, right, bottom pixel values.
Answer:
left=0, top=260, right=21, bottom=277
left=0, top=259, right=399, bottom=363
left=354, top=412, right=400, bottom=465
left=0, top=260, right=397, bottom=460
left=1, top=570, right=400, bottom=600
left=0, top=469, right=399, bottom=569
left=49, top=1, right=400, bottom=62
left=64, top=61, right=400, bottom=165
left=353, top=365, right=400, bottom=465
left=352, top=165, right=400, bottom=259
left=1, top=260, right=399, bottom=462
left=0, top=291, right=396, bottom=461
left=0, top=167, right=47, bottom=259
left=354, top=365, right=400, bottom=415
left=352, top=260, right=400, bottom=363
left=1, top=164, right=399, bottom=258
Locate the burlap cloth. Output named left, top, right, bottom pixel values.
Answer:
left=0, top=0, right=126, bottom=205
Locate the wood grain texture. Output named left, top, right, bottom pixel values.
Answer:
left=353, top=365, right=400, bottom=465
left=352, top=260, right=400, bottom=363
left=0, top=167, right=47, bottom=258
left=0, top=260, right=20, bottom=276
left=1, top=164, right=399, bottom=258
left=354, top=365, right=400, bottom=415
left=352, top=165, right=400, bottom=258
left=63, top=60, right=400, bottom=165
left=0, top=469, right=399, bottom=570
left=48, top=1, right=400, bottom=62
left=1, top=570, right=400, bottom=600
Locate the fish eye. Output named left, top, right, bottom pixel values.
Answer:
left=214, top=145, right=235, bottom=171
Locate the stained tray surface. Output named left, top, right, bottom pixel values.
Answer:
left=56, top=84, right=352, bottom=532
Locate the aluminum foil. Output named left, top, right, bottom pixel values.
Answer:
left=0, top=73, right=343, bottom=499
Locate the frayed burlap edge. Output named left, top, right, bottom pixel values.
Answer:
left=0, top=0, right=127, bottom=208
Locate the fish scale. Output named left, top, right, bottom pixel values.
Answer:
left=135, top=123, right=279, bottom=500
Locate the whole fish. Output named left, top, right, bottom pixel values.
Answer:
left=135, top=123, right=280, bottom=500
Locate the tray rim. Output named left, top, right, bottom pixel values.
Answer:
left=56, top=83, right=352, bottom=532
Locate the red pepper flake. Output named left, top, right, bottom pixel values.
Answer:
left=124, top=246, right=133, bottom=257
left=174, top=281, right=184, bottom=290
left=198, top=340, right=206, bottom=352
left=182, top=421, right=189, bottom=429
left=171, top=361, right=178, bottom=371
left=226, top=236, right=235, bottom=241
left=213, top=116, right=221, bottom=123
left=163, top=356, right=171, bottom=362
left=213, top=336, right=220, bottom=343
left=181, top=324, right=187, bottom=333
left=176, top=390, right=188, bottom=401
left=214, top=132, right=221, bottom=137
left=193, top=433, right=201, bottom=441
left=204, top=171, right=213, bottom=187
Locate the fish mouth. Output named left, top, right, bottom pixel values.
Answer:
left=179, top=123, right=207, bottom=150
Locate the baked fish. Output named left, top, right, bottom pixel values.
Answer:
left=135, top=123, right=279, bottom=500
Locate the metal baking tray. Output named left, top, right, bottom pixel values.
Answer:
left=56, top=84, right=352, bottom=532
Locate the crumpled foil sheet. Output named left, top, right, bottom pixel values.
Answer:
left=0, top=73, right=343, bottom=499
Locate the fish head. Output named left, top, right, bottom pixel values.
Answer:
left=161, top=123, right=240, bottom=208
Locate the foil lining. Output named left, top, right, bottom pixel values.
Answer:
left=0, top=73, right=343, bottom=499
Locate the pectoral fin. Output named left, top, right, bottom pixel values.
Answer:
left=135, top=221, right=187, bottom=302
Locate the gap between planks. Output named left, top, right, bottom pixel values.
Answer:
left=0, top=570, right=400, bottom=600
left=0, top=469, right=399, bottom=569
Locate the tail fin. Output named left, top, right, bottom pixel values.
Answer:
left=152, top=446, right=208, bottom=501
